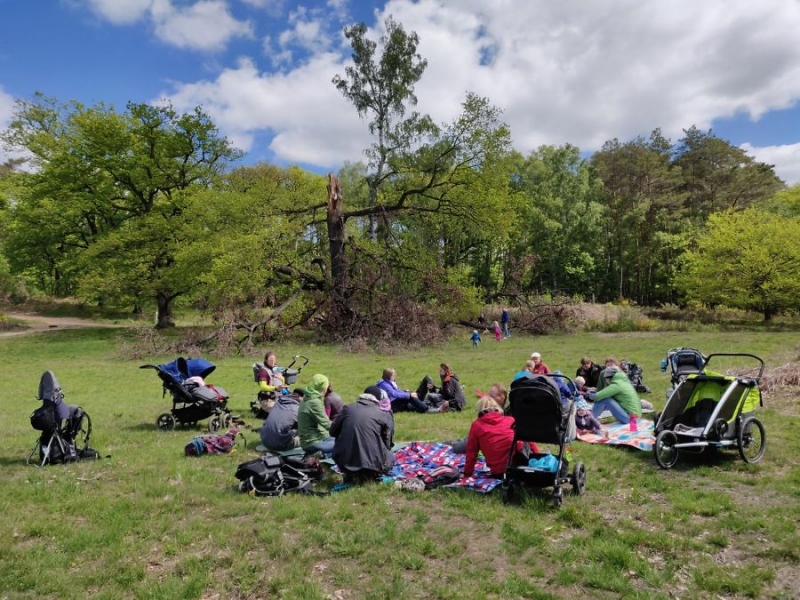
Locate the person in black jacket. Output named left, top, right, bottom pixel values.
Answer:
left=416, top=363, right=467, bottom=412
left=576, top=357, right=602, bottom=390
left=331, top=386, right=395, bottom=484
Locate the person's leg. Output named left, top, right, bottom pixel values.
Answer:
left=409, top=395, right=432, bottom=413
left=448, top=437, right=467, bottom=453
left=591, top=397, right=630, bottom=424
left=391, top=398, right=409, bottom=412
left=305, top=436, right=335, bottom=457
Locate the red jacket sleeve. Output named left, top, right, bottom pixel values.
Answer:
left=463, top=420, right=482, bottom=478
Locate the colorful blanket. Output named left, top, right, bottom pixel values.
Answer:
left=389, top=441, right=501, bottom=493
left=577, top=419, right=655, bottom=451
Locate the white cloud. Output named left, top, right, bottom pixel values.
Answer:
left=83, top=0, right=152, bottom=25
left=0, top=87, right=33, bottom=169
left=742, top=142, right=800, bottom=186
left=155, top=0, right=800, bottom=171
left=82, top=0, right=252, bottom=51
left=150, top=0, right=253, bottom=51
left=158, top=56, right=369, bottom=163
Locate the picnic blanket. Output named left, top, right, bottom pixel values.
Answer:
left=577, top=419, right=655, bottom=451
left=389, top=441, right=502, bottom=493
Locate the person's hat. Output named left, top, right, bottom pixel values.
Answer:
left=308, top=373, right=329, bottom=394
left=531, top=352, right=541, bottom=359
left=576, top=398, right=592, bottom=412
left=364, top=385, right=392, bottom=412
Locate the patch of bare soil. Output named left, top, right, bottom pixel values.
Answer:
left=0, top=312, right=121, bottom=338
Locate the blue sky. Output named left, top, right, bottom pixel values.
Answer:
left=2, top=0, right=800, bottom=183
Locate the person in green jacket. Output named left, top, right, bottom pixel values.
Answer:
left=591, top=357, right=642, bottom=425
left=298, top=373, right=334, bottom=456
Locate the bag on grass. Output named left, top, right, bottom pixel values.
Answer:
left=234, top=453, right=318, bottom=496
left=185, top=429, right=243, bottom=456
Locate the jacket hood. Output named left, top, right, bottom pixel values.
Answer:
left=308, top=373, right=329, bottom=395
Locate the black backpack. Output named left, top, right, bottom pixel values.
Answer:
left=235, top=453, right=324, bottom=496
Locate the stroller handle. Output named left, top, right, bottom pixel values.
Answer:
left=286, top=355, right=310, bottom=369
left=703, top=353, right=764, bottom=380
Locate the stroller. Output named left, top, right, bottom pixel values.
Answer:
left=620, top=359, right=650, bottom=394
left=653, top=353, right=766, bottom=469
left=141, top=357, right=231, bottom=432
left=250, top=355, right=309, bottom=419
left=660, top=347, right=706, bottom=400
left=27, top=371, right=97, bottom=466
left=501, top=374, right=586, bottom=508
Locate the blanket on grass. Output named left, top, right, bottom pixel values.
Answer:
left=577, top=419, right=655, bottom=452
left=389, top=441, right=501, bottom=493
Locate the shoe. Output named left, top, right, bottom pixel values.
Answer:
left=426, top=407, right=441, bottom=414
left=395, top=478, right=425, bottom=492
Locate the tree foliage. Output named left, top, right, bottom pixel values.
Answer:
left=1, top=96, right=239, bottom=325
left=674, top=209, right=800, bottom=320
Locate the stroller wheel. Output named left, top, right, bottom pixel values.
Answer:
left=571, top=462, right=587, bottom=496
left=208, top=416, right=222, bottom=433
left=156, top=413, right=176, bottom=431
left=654, top=430, right=679, bottom=469
left=221, top=413, right=233, bottom=429
left=738, top=417, right=766, bottom=464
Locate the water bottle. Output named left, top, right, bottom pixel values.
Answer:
left=629, top=414, right=638, bottom=432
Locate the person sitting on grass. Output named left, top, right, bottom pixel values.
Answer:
left=298, top=374, right=335, bottom=456
left=448, top=384, right=508, bottom=453
left=258, top=391, right=302, bottom=451
left=417, top=363, right=466, bottom=412
left=462, top=397, right=538, bottom=479
left=377, top=368, right=430, bottom=413
left=591, top=358, right=642, bottom=425
left=331, top=385, right=395, bottom=484
left=576, top=357, right=602, bottom=389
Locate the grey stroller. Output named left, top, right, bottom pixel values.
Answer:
left=27, top=371, right=97, bottom=466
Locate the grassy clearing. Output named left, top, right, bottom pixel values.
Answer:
left=1, top=327, right=798, bottom=599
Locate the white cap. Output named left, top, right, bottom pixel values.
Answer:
left=531, top=352, right=541, bottom=359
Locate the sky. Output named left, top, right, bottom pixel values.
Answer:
left=2, top=0, right=800, bottom=184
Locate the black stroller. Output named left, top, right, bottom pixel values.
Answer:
left=501, top=374, right=586, bottom=508
left=660, top=347, right=706, bottom=401
left=141, top=357, right=231, bottom=432
left=27, top=371, right=97, bottom=466
left=250, top=355, right=309, bottom=419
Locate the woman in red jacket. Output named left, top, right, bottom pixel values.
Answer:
left=462, top=397, right=538, bottom=478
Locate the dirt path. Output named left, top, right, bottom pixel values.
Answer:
left=0, top=312, right=122, bottom=338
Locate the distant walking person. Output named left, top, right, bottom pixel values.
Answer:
left=501, top=308, right=510, bottom=338
left=471, top=330, right=482, bottom=348
left=493, top=321, right=502, bottom=342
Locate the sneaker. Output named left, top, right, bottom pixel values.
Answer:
left=395, top=478, right=425, bottom=492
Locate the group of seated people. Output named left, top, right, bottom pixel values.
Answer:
left=255, top=350, right=649, bottom=484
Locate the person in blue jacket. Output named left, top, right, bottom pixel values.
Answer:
left=376, top=368, right=431, bottom=413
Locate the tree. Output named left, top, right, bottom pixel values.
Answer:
left=1, top=96, right=239, bottom=326
left=322, top=18, right=513, bottom=337
left=674, top=208, right=800, bottom=320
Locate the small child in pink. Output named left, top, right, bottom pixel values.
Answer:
left=493, top=321, right=502, bottom=341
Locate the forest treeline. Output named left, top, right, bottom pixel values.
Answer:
left=1, top=18, right=799, bottom=343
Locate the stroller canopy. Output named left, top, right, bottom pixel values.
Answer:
left=36, top=371, right=71, bottom=421
left=158, top=357, right=217, bottom=382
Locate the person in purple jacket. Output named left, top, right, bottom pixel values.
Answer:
left=376, top=368, right=431, bottom=413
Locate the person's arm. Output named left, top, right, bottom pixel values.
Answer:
left=593, top=380, right=621, bottom=401
left=309, top=398, right=332, bottom=431
left=381, top=414, right=394, bottom=450
left=257, top=368, right=280, bottom=393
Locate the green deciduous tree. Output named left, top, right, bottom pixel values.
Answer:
left=674, top=208, right=800, bottom=320
left=1, top=96, right=239, bottom=326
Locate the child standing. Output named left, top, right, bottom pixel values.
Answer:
left=470, top=330, right=481, bottom=348
left=493, top=321, right=502, bottom=341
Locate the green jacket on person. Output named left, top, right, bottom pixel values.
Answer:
left=297, top=373, right=332, bottom=449
left=593, top=369, right=642, bottom=417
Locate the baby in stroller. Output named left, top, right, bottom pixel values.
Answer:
left=28, top=371, right=98, bottom=466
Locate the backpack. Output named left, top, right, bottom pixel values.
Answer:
left=421, top=465, right=460, bottom=489
left=621, top=360, right=651, bottom=394
left=234, top=453, right=324, bottom=496
left=185, top=429, right=244, bottom=456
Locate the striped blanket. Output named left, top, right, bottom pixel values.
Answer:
left=576, top=419, right=655, bottom=451
left=390, top=442, right=501, bottom=493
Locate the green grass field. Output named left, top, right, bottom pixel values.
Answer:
left=1, top=326, right=798, bottom=599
